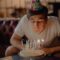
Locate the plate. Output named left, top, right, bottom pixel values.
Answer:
left=19, top=49, right=45, bottom=57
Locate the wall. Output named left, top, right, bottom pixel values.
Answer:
left=0, top=0, right=60, bottom=18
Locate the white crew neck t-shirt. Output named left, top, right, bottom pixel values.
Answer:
left=14, top=15, right=60, bottom=47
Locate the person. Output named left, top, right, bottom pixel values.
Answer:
left=5, top=2, right=60, bottom=57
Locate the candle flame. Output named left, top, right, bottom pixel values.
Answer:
left=41, top=39, right=44, bottom=42
left=37, top=39, right=40, bottom=43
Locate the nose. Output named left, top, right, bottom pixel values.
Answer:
left=34, top=22, right=39, bottom=28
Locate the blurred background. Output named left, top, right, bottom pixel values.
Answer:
left=0, top=0, right=60, bottom=58
left=0, top=0, right=60, bottom=18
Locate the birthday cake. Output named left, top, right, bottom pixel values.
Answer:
left=19, top=49, right=45, bottom=57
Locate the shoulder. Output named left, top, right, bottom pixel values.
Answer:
left=48, top=16, right=58, bottom=20
left=47, top=16, right=59, bottom=25
left=18, top=15, right=28, bottom=25
left=21, top=15, right=28, bottom=20
left=20, top=15, right=28, bottom=22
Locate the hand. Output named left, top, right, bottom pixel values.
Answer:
left=41, top=48, right=54, bottom=55
left=17, top=43, right=25, bottom=50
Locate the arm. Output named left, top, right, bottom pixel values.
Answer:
left=42, top=46, right=60, bottom=55
left=44, top=18, right=60, bottom=55
left=10, top=33, right=24, bottom=50
left=10, top=15, right=27, bottom=50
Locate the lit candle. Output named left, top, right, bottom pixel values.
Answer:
left=41, top=39, right=44, bottom=42
left=25, top=40, right=29, bottom=49
left=37, top=39, right=41, bottom=49
left=37, top=39, right=40, bottom=43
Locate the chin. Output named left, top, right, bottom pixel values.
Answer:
left=34, top=29, right=42, bottom=33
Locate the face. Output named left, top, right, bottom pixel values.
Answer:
left=29, top=14, right=47, bottom=33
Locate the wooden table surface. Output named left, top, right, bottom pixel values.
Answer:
left=0, top=54, right=60, bottom=60
left=0, top=56, right=13, bottom=60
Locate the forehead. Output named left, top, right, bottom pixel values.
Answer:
left=29, top=16, right=46, bottom=22
left=30, top=14, right=45, bottom=19
left=29, top=14, right=47, bottom=22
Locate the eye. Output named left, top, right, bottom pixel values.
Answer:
left=37, top=21, right=41, bottom=24
left=39, top=18, right=44, bottom=19
left=31, top=18, right=34, bottom=21
left=31, top=21, right=35, bottom=23
left=39, top=17, right=45, bottom=20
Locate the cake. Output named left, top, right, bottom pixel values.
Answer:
left=19, top=49, right=45, bottom=57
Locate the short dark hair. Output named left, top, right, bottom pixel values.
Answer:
left=27, top=5, right=48, bottom=19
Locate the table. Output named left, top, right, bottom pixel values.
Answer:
left=0, top=56, right=12, bottom=60
left=0, top=54, right=60, bottom=60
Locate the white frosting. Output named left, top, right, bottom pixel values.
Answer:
left=19, top=49, right=45, bottom=57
